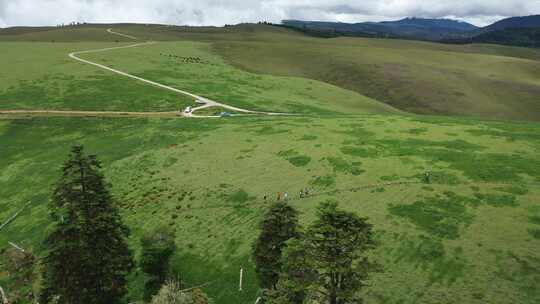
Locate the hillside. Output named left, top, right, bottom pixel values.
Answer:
left=211, top=26, right=540, bottom=121
left=482, top=15, right=540, bottom=32
left=283, top=16, right=540, bottom=48
left=381, top=17, right=478, bottom=32
left=1, top=114, right=540, bottom=304
left=1, top=24, right=539, bottom=121
left=282, top=18, right=478, bottom=40
left=0, top=40, right=396, bottom=115
left=0, top=24, right=540, bottom=304
left=446, top=28, right=540, bottom=48
left=449, top=15, right=540, bottom=47
left=0, top=23, right=307, bottom=42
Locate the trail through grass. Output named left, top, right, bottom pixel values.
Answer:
left=1, top=114, right=540, bottom=303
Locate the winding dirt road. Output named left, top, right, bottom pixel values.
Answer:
left=0, top=28, right=293, bottom=118
left=106, top=28, right=137, bottom=40
left=1, top=28, right=290, bottom=118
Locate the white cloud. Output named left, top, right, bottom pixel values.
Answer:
left=0, top=0, right=538, bottom=27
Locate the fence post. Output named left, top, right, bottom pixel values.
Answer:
left=239, top=267, right=244, bottom=292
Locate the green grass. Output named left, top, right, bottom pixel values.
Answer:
left=1, top=24, right=540, bottom=304
left=0, top=42, right=194, bottom=111
left=0, top=23, right=306, bottom=43
left=389, top=191, right=475, bottom=240
left=0, top=39, right=397, bottom=115
left=0, top=25, right=133, bottom=42
left=1, top=114, right=540, bottom=303
left=6, top=24, right=540, bottom=121
left=210, top=26, right=540, bottom=121
left=325, top=156, right=364, bottom=175
left=78, top=40, right=397, bottom=115
left=277, top=149, right=312, bottom=167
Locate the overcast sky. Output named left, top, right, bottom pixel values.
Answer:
left=0, top=0, right=539, bottom=28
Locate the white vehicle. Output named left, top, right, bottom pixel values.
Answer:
left=184, top=106, right=192, bottom=114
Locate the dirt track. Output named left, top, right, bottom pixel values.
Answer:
left=1, top=28, right=291, bottom=119
left=0, top=109, right=181, bottom=118
left=68, top=29, right=287, bottom=118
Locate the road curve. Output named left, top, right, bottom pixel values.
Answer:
left=68, top=42, right=202, bottom=102
left=68, top=29, right=289, bottom=118
left=1, top=29, right=292, bottom=119
left=107, top=28, right=137, bottom=40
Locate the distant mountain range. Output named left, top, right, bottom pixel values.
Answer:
left=482, top=15, right=540, bottom=32
left=281, top=15, right=540, bottom=47
left=460, top=28, right=540, bottom=48
left=282, top=18, right=478, bottom=40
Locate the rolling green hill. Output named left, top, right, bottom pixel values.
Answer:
left=78, top=40, right=396, bottom=114
left=445, top=28, right=540, bottom=48
left=2, top=24, right=539, bottom=120
left=1, top=114, right=540, bottom=304
left=211, top=30, right=540, bottom=121
left=0, top=26, right=396, bottom=115
left=1, top=24, right=540, bottom=304
left=0, top=41, right=197, bottom=112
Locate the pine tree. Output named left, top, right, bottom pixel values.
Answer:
left=305, top=201, right=376, bottom=304
left=262, top=237, right=316, bottom=304
left=252, top=202, right=299, bottom=290
left=276, top=238, right=316, bottom=304
left=40, top=145, right=134, bottom=304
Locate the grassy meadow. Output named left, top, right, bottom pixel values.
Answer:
left=0, top=24, right=540, bottom=304
left=2, top=24, right=540, bottom=119
left=0, top=39, right=396, bottom=115
left=79, top=40, right=397, bottom=114
left=0, top=42, right=195, bottom=111
left=21, top=23, right=537, bottom=121
left=214, top=35, right=540, bottom=121
left=1, top=114, right=540, bottom=303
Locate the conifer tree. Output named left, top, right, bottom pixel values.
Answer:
left=304, top=201, right=376, bottom=304
left=262, top=237, right=315, bottom=304
left=268, top=202, right=376, bottom=304
left=252, top=201, right=299, bottom=290
left=275, top=238, right=315, bottom=304
left=40, top=145, right=134, bottom=304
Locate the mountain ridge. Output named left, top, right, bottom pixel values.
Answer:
left=483, top=15, right=540, bottom=32
left=282, top=17, right=478, bottom=40
left=281, top=15, right=540, bottom=47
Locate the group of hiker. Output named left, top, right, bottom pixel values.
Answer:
left=259, top=171, right=432, bottom=204
left=263, top=187, right=312, bottom=203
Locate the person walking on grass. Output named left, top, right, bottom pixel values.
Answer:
left=284, top=192, right=288, bottom=201
left=424, top=172, right=432, bottom=184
